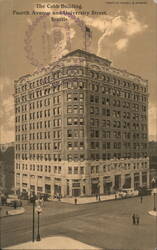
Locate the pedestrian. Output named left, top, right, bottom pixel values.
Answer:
left=136, top=214, right=140, bottom=225
left=74, top=198, right=77, bottom=205
left=96, top=193, right=98, bottom=200
left=140, top=196, right=143, bottom=203
left=13, top=200, right=17, bottom=209
left=132, top=213, right=136, bottom=225
left=58, top=194, right=61, bottom=201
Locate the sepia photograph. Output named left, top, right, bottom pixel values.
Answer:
left=0, top=0, right=157, bottom=249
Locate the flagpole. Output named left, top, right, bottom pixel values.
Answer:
left=85, top=26, right=86, bottom=52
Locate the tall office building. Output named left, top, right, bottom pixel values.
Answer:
left=14, top=49, right=149, bottom=197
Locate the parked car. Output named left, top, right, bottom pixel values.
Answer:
left=10, top=199, right=22, bottom=208
left=117, top=189, right=139, bottom=199
left=39, top=193, right=51, bottom=201
left=6, top=194, right=19, bottom=206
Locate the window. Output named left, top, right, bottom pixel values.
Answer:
left=80, top=118, right=84, bottom=125
left=67, top=94, right=72, bottom=101
left=80, top=167, right=84, bottom=174
left=80, top=154, right=84, bottom=161
left=90, top=107, right=94, bottom=114
left=74, top=167, right=78, bottom=174
left=68, top=167, right=72, bottom=174
left=67, top=118, right=72, bottom=125
left=67, top=105, right=72, bottom=113
left=80, top=93, right=84, bottom=101
left=67, top=142, right=72, bottom=150
left=73, top=105, right=78, bottom=114
left=67, top=154, right=72, bottom=161
left=67, top=130, right=72, bottom=137
left=74, top=118, right=78, bottom=125
left=80, top=105, right=84, bottom=114
left=80, top=142, right=84, bottom=149
left=74, top=129, right=78, bottom=137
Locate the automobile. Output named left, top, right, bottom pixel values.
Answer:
left=39, top=193, right=51, bottom=201
left=6, top=194, right=18, bottom=205
left=122, top=188, right=139, bottom=198
left=6, top=194, right=22, bottom=207
left=117, top=189, right=139, bottom=199
left=9, top=199, right=22, bottom=208
left=117, top=190, right=127, bottom=199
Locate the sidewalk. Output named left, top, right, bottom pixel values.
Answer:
left=5, top=236, right=100, bottom=249
left=60, top=194, right=116, bottom=204
left=0, top=206, right=25, bottom=217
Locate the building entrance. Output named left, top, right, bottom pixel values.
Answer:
left=104, top=176, right=112, bottom=194
left=91, top=178, right=99, bottom=195
left=45, top=184, right=51, bottom=194
left=91, top=183, right=98, bottom=194
left=114, top=175, right=121, bottom=190
left=72, top=189, right=80, bottom=197
left=54, top=184, right=61, bottom=195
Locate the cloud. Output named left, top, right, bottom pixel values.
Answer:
left=0, top=77, right=15, bottom=144
left=148, top=104, right=157, bottom=141
left=125, top=12, right=148, bottom=36
left=115, top=38, right=128, bottom=50
left=27, top=18, right=33, bottom=26
left=83, top=11, right=148, bottom=57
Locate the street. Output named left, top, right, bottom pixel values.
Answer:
left=1, top=196, right=157, bottom=250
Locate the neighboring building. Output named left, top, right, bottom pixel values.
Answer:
left=149, top=141, right=157, bottom=187
left=0, top=142, right=14, bottom=194
left=14, top=49, right=149, bottom=197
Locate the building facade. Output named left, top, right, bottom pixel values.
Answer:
left=149, top=141, right=157, bottom=187
left=14, top=49, right=149, bottom=197
left=0, top=142, right=14, bottom=194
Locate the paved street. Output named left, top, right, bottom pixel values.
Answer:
left=1, top=195, right=157, bottom=250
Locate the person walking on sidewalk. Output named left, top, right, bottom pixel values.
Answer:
left=136, top=214, right=140, bottom=225
left=132, top=213, right=136, bottom=225
left=96, top=193, right=98, bottom=200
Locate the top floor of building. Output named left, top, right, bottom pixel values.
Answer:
left=14, top=49, right=148, bottom=96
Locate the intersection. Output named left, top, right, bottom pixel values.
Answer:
left=1, top=195, right=157, bottom=250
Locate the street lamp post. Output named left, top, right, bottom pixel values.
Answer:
left=153, top=193, right=156, bottom=211
left=31, top=193, right=36, bottom=242
left=35, top=201, right=42, bottom=242
left=36, top=211, right=41, bottom=241
left=97, top=181, right=100, bottom=201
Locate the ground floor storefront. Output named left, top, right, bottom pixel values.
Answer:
left=15, top=158, right=150, bottom=197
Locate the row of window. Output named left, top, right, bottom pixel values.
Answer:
left=15, top=66, right=147, bottom=94
left=90, top=93, right=147, bottom=103
left=15, top=151, right=148, bottom=162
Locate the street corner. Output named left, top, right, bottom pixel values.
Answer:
left=148, top=210, right=157, bottom=216
left=4, top=236, right=101, bottom=249
left=7, top=207, right=25, bottom=216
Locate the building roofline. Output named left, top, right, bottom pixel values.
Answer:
left=62, top=49, right=112, bottom=65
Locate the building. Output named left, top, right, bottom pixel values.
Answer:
left=14, top=49, right=149, bottom=197
left=149, top=141, right=157, bottom=187
left=0, top=142, right=14, bottom=194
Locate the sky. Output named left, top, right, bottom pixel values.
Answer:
left=0, top=0, right=157, bottom=143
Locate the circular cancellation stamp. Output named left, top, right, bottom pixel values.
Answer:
left=24, top=12, right=92, bottom=69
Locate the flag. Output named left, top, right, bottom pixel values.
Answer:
left=85, top=26, right=92, bottom=38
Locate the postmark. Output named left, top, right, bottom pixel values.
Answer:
left=24, top=12, right=92, bottom=69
